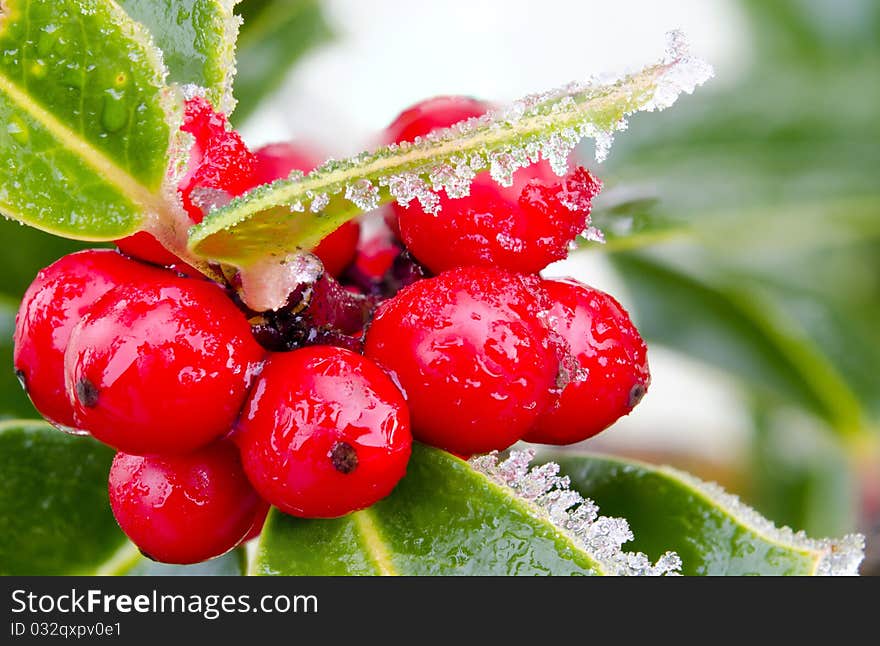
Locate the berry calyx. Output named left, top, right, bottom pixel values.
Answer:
left=253, top=142, right=360, bottom=277
left=364, top=266, right=560, bottom=455
left=13, top=250, right=163, bottom=432
left=109, top=440, right=263, bottom=564
left=385, top=96, right=598, bottom=275
left=235, top=346, right=412, bottom=518
left=524, top=279, right=650, bottom=445
left=65, top=275, right=265, bottom=455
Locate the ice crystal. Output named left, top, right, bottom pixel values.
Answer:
left=190, top=187, right=232, bottom=215
left=238, top=251, right=324, bottom=312
left=663, top=466, right=865, bottom=576
left=308, top=192, right=330, bottom=213
left=381, top=173, right=441, bottom=214
left=470, top=450, right=682, bottom=576
left=344, top=179, right=380, bottom=212
left=581, top=225, right=606, bottom=244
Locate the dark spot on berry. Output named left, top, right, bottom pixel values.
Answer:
left=76, top=379, right=99, bottom=408
left=14, top=368, right=26, bottom=392
left=329, top=441, right=358, bottom=474
left=138, top=548, right=158, bottom=562
left=628, top=382, right=647, bottom=409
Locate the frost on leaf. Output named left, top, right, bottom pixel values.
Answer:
left=470, top=450, right=682, bottom=576
left=663, top=466, right=865, bottom=576
left=188, top=30, right=714, bottom=309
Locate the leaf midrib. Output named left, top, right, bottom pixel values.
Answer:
left=352, top=509, right=397, bottom=576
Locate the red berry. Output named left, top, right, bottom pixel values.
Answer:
left=65, top=276, right=265, bottom=455
left=115, top=232, right=181, bottom=267
left=13, top=250, right=162, bottom=432
left=524, top=279, right=650, bottom=445
left=385, top=97, right=597, bottom=274
left=384, top=95, right=487, bottom=149
left=235, top=346, right=411, bottom=518
left=109, top=440, right=263, bottom=564
left=349, top=230, right=402, bottom=286
left=384, top=96, right=486, bottom=239
left=179, top=96, right=259, bottom=224
left=253, top=142, right=360, bottom=277
left=364, top=267, right=560, bottom=454
left=252, top=142, right=320, bottom=182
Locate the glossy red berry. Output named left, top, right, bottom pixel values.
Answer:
left=115, top=232, right=181, bottom=267
left=364, top=266, right=560, bottom=455
left=385, top=96, right=597, bottom=274
left=524, top=279, right=650, bottom=445
left=109, top=440, right=263, bottom=564
left=253, top=142, right=360, bottom=277
left=65, top=276, right=265, bottom=455
left=235, top=346, right=411, bottom=518
left=13, top=250, right=162, bottom=432
left=344, top=229, right=402, bottom=293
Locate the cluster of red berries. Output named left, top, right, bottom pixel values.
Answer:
left=13, top=96, right=649, bottom=565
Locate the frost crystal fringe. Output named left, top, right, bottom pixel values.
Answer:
left=663, top=466, right=865, bottom=576
left=470, top=450, right=682, bottom=576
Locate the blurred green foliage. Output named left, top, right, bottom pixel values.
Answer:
left=590, top=0, right=880, bottom=542
left=232, top=0, right=332, bottom=123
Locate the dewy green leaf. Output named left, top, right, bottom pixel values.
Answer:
left=0, top=0, right=173, bottom=239
left=189, top=31, right=713, bottom=309
left=118, top=0, right=241, bottom=113
left=252, top=445, right=682, bottom=576
left=0, top=420, right=126, bottom=575
left=547, top=452, right=864, bottom=575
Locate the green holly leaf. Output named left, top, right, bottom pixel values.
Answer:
left=0, top=0, right=173, bottom=239
left=253, top=445, right=863, bottom=575
left=549, top=451, right=864, bottom=575
left=188, top=36, right=713, bottom=271
left=119, top=0, right=241, bottom=113
left=0, top=420, right=126, bottom=575
left=252, top=445, right=671, bottom=576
